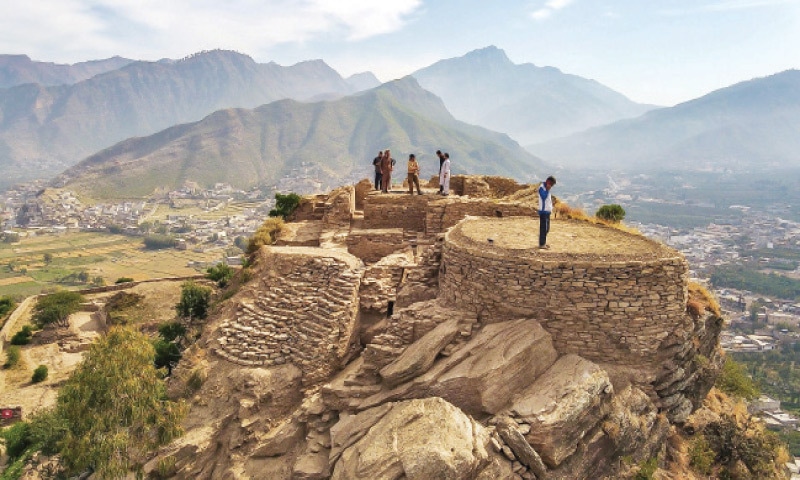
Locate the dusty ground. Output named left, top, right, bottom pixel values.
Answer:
left=0, top=280, right=185, bottom=417
left=454, top=217, right=678, bottom=262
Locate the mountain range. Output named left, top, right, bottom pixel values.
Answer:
left=412, top=46, right=655, bottom=145
left=0, top=54, right=134, bottom=88
left=57, top=77, right=545, bottom=199
left=0, top=50, right=377, bottom=190
left=529, top=69, right=800, bottom=171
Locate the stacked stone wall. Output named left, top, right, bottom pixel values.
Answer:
left=322, top=186, right=355, bottom=227
left=439, top=237, right=689, bottom=366
left=450, top=175, right=528, bottom=198
left=426, top=199, right=536, bottom=235
left=363, top=194, right=432, bottom=231
left=346, top=229, right=406, bottom=263
left=215, top=248, right=362, bottom=383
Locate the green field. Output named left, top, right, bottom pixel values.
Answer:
left=0, top=231, right=226, bottom=298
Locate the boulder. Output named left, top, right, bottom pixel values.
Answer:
left=379, top=318, right=460, bottom=386
left=360, top=318, right=558, bottom=416
left=505, top=354, right=613, bottom=468
left=330, top=397, right=503, bottom=480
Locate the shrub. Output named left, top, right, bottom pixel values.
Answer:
left=175, top=282, right=212, bottom=321
left=158, top=322, right=186, bottom=342
left=268, top=192, right=301, bottom=219
left=105, top=291, right=144, bottom=325
left=206, top=263, right=235, bottom=287
left=143, top=234, right=176, bottom=250
left=689, top=434, right=715, bottom=475
left=33, top=291, right=84, bottom=328
left=5, top=345, right=21, bottom=368
left=0, top=296, right=15, bottom=317
left=115, top=277, right=134, bottom=284
left=716, top=357, right=759, bottom=400
left=596, top=204, right=626, bottom=223
left=185, top=368, right=206, bottom=394
left=31, top=365, right=48, bottom=383
left=1, top=421, right=31, bottom=459
left=247, top=217, right=284, bottom=254
left=11, top=325, right=33, bottom=345
left=634, top=457, right=658, bottom=480
left=704, top=414, right=785, bottom=478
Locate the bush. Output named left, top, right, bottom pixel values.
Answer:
left=158, top=322, right=186, bottom=342
left=596, top=204, right=626, bottom=223
left=33, top=291, right=84, bottom=328
left=143, top=234, right=176, bottom=250
left=31, top=365, right=48, bottom=383
left=634, top=457, right=658, bottom=480
left=1, top=421, right=31, bottom=459
left=115, top=277, right=134, bottom=284
left=689, top=434, right=715, bottom=475
left=206, top=263, right=235, bottom=287
left=10, top=325, right=33, bottom=345
left=5, top=345, right=21, bottom=368
left=716, top=357, right=759, bottom=400
left=104, top=291, right=144, bottom=325
left=0, top=296, right=15, bottom=317
left=704, top=414, right=785, bottom=478
left=247, top=217, right=284, bottom=254
left=175, top=282, right=212, bottom=321
left=268, top=192, right=301, bottom=219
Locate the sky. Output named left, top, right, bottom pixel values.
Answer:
left=0, top=0, right=798, bottom=106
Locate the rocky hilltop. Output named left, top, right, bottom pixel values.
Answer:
left=154, top=176, right=725, bottom=479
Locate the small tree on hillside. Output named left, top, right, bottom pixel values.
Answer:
left=175, top=282, right=211, bottom=321
left=53, top=327, right=187, bottom=478
left=596, top=204, right=626, bottom=223
left=268, top=193, right=301, bottom=219
left=33, top=291, right=84, bottom=328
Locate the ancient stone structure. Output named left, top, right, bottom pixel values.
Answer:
left=214, top=247, right=362, bottom=384
left=164, top=175, right=724, bottom=480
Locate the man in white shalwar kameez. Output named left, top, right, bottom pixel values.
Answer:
left=439, top=153, right=451, bottom=195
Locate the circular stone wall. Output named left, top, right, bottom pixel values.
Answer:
left=439, top=217, right=690, bottom=364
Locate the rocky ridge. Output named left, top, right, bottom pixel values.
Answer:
left=156, top=176, right=724, bottom=480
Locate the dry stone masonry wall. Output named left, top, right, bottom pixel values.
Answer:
left=439, top=217, right=690, bottom=367
left=215, top=247, right=362, bottom=383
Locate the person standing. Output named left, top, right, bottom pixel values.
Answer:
left=439, top=153, right=451, bottom=196
left=538, top=176, right=557, bottom=249
left=407, top=154, right=422, bottom=195
left=380, top=149, right=394, bottom=193
left=436, top=150, right=445, bottom=193
left=372, top=151, right=383, bottom=190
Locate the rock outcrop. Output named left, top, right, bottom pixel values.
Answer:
left=157, top=176, right=725, bottom=480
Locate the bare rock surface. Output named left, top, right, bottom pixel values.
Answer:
left=359, top=318, right=558, bottom=415
left=330, top=397, right=512, bottom=480
left=505, top=354, right=613, bottom=468
left=379, top=317, right=460, bottom=386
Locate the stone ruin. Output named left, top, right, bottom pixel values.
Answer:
left=165, top=175, right=724, bottom=480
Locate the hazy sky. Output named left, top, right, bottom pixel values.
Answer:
left=1, top=0, right=798, bottom=106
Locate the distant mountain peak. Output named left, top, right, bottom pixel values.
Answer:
left=460, top=45, right=513, bottom=67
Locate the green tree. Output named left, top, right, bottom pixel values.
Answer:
left=268, top=192, right=301, bottom=219
left=175, top=282, right=211, bottom=321
left=11, top=325, right=33, bottom=345
left=206, top=263, right=235, bottom=287
left=4, top=345, right=21, bottom=368
left=716, top=357, right=759, bottom=400
left=32, top=291, right=84, bottom=328
left=596, top=204, right=626, bottom=223
left=143, top=234, right=176, bottom=250
left=43, top=253, right=53, bottom=264
left=54, top=327, right=187, bottom=478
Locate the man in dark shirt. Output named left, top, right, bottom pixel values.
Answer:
left=436, top=150, right=445, bottom=193
left=372, top=151, right=383, bottom=190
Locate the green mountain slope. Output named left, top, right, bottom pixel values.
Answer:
left=529, top=70, right=800, bottom=171
left=412, top=46, right=655, bottom=145
left=58, top=77, right=545, bottom=199
left=0, top=50, right=366, bottom=190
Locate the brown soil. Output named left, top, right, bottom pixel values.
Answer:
left=452, top=217, right=679, bottom=262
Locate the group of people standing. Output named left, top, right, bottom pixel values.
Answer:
left=372, top=149, right=451, bottom=195
left=370, top=149, right=556, bottom=250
